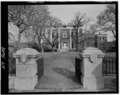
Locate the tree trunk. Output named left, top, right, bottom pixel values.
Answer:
left=75, top=28, right=79, bottom=51
left=52, top=47, right=54, bottom=52
left=40, top=41, right=44, bottom=54
left=51, top=44, right=54, bottom=52
left=112, top=30, right=116, bottom=39
left=111, top=30, right=116, bottom=46
left=41, top=48, right=44, bottom=53
left=16, top=32, right=22, bottom=50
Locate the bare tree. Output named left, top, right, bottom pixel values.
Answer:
left=25, top=5, right=50, bottom=53
left=8, top=5, right=52, bottom=53
left=43, top=16, right=62, bottom=51
left=47, top=16, right=62, bottom=28
left=88, top=24, right=100, bottom=34
left=97, top=4, right=116, bottom=38
left=70, top=12, right=91, bottom=51
left=44, top=30, right=58, bottom=52
left=8, top=5, right=32, bottom=49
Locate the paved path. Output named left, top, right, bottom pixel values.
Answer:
left=35, top=52, right=82, bottom=91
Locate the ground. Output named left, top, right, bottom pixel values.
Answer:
left=35, top=52, right=81, bottom=91
left=10, top=52, right=116, bottom=92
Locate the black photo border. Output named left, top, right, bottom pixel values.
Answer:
left=1, top=1, right=119, bottom=94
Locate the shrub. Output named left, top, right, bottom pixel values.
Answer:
left=43, top=44, right=52, bottom=52
left=106, top=46, right=116, bottom=52
left=27, top=42, right=42, bottom=52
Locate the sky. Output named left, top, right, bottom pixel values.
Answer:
left=48, top=4, right=107, bottom=24
left=48, top=4, right=114, bottom=41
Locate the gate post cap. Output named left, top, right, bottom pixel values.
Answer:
left=13, top=48, right=41, bottom=58
left=82, top=47, right=105, bottom=58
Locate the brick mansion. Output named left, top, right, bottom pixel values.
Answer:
left=44, top=26, right=107, bottom=51
left=9, top=22, right=112, bottom=52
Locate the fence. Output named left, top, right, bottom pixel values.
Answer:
left=75, top=56, right=116, bottom=78
left=102, top=56, right=116, bottom=76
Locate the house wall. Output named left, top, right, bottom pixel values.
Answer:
left=50, top=27, right=108, bottom=51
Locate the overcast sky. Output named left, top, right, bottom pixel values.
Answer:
left=48, top=4, right=115, bottom=41
left=48, top=4, right=107, bottom=24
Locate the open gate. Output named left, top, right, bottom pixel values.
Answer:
left=75, top=57, right=83, bottom=85
left=36, top=57, right=44, bottom=80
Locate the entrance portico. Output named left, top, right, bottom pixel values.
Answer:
left=49, top=26, right=81, bottom=51
left=62, top=42, right=68, bottom=49
left=58, top=27, right=73, bottom=51
left=59, top=28, right=71, bottom=51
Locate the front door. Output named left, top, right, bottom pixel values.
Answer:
left=63, top=42, right=68, bottom=49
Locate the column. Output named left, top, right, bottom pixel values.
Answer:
left=50, top=28, right=52, bottom=42
left=70, top=29, right=72, bottom=49
left=58, top=28, right=60, bottom=49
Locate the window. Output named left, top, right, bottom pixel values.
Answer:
left=62, top=33, right=67, bottom=38
left=52, top=32, right=58, bottom=38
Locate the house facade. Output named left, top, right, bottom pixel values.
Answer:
left=8, top=22, right=112, bottom=52
left=45, top=26, right=107, bottom=51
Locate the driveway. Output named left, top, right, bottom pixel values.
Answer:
left=35, top=52, right=82, bottom=91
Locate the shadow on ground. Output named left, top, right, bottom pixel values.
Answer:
left=53, top=67, right=81, bottom=84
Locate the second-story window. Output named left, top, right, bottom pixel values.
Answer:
left=62, top=33, right=67, bottom=38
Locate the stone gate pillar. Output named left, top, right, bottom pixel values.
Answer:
left=13, top=48, right=41, bottom=90
left=58, top=28, right=61, bottom=49
left=82, top=47, right=105, bottom=90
